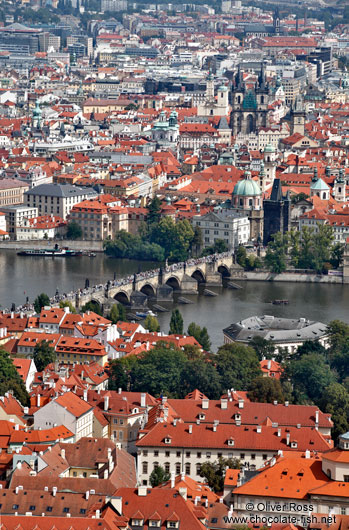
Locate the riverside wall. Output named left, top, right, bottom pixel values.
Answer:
left=0, top=240, right=104, bottom=251
left=235, top=271, right=343, bottom=284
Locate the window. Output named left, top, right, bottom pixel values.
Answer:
left=63, top=507, right=70, bottom=513
left=12, top=504, right=19, bottom=510
left=175, top=463, right=181, bottom=474
left=73, top=472, right=77, bottom=477
left=154, top=450, right=159, bottom=457
left=176, top=451, right=181, bottom=458
left=186, top=451, right=191, bottom=458
left=240, top=453, right=245, bottom=459
left=165, top=462, right=170, bottom=473
left=83, top=472, right=87, bottom=478
left=120, top=419, right=124, bottom=425
left=206, top=452, right=211, bottom=458
left=142, top=462, right=148, bottom=474
left=165, top=451, right=170, bottom=457
left=113, top=418, right=118, bottom=424
left=263, top=454, right=267, bottom=460
left=341, top=508, right=347, bottom=515
left=251, top=454, right=256, bottom=460
left=80, top=509, right=86, bottom=514
left=46, top=506, right=52, bottom=512
left=29, top=505, right=36, bottom=511
left=344, top=475, right=349, bottom=482
left=197, top=452, right=201, bottom=458
left=143, top=450, right=148, bottom=456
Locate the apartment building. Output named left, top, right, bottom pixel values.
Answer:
left=34, top=392, right=93, bottom=441
left=136, top=419, right=332, bottom=485
left=192, top=210, right=250, bottom=250
left=0, top=179, right=29, bottom=207
left=24, top=184, right=97, bottom=220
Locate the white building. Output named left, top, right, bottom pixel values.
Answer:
left=192, top=210, right=250, bottom=250
left=24, top=184, right=97, bottom=220
left=34, top=392, right=94, bottom=441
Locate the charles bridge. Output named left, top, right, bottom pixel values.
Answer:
left=65, top=253, right=243, bottom=311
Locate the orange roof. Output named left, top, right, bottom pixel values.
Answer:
left=54, top=392, right=93, bottom=418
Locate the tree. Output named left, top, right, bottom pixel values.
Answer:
left=265, top=232, right=289, bottom=273
left=294, top=340, right=327, bottom=361
left=149, top=465, right=170, bottom=487
left=131, top=342, right=188, bottom=397
left=201, top=239, right=228, bottom=257
left=81, top=301, right=103, bottom=316
left=318, top=383, right=349, bottom=441
left=249, top=336, right=274, bottom=361
left=181, top=355, right=222, bottom=399
left=187, top=322, right=211, bottom=351
left=284, top=353, right=336, bottom=403
left=199, top=457, right=240, bottom=493
left=169, top=309, right=183, bottom=335
left=147, top=196, right=162, bottom=226
left=0, top=349, right=30, bottom=406
left=59, top=300, right=76, bottom=313
left=215, top=343, right=262, bottom=391
left=236, top=245, right=247, bottom=268
left=327, top=320, right=349, bottom=354
left=330, top=242, right=344, bottom=269
left=34, top=293, right=50, bottom=313
left=248, top=376, right=285, bottom=403
left=66, top=221, right=82, bottom=240
left=144, top=314, right=160, bottom=332
left=109, top=303, right=127, bottom=324
left=33, top=340, right=56, bottom=372
left=107, top=356, right=137, bottom=392
left=191, top=226, right=203, bottom=257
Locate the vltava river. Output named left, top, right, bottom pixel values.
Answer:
left=2, top=250, right=348, bottom=351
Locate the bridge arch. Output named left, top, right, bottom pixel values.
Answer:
left=165, top=276, right=181, bottom=291
left=114, top=291, right=130, bottom=305
left=218, top=264, right=231, bottom=277
left=191, top=269, right=206, bottom=283
left=140, top=284, right=156, bottom=298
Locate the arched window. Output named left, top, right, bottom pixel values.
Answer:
left=185, top=463, right=191, bottom=475
left=175, top=462, right=181, bottom=474
left=164, top=462, right=170, bottom=473
left=142, top=462, right=148, bottom=474
left=323, top=192, right=327, bottom=199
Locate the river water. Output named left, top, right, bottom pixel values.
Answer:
left=2, top=250, right=348, bottom=351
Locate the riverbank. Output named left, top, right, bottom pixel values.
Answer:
left=233, top=270, right=343, bottom=284
left=0, top=240, right=104, bottom=251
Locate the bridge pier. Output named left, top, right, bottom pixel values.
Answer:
left=180, top=274, right=199, bottom=294
left=205, top=272, right=223, bottom=286
left=130, top=290, right=148, bottom=309
left=156, top=285, right=174, bottom=301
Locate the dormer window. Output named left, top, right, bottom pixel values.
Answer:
left=291, top=441, right=298, bottom=448
left=167, top=522, right=179, bottom=529
left=199, top=414, right=205, bottom=420
left=132, top=520, right=144, bottom=526
left=149, top=521, right=161, bottom=527
left=165, top=437, right=172, bottom=444
left=227, top=438, right=235, bottom=446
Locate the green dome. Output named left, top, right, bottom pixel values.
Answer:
left=311, top=178, right=329, bottom=191
left=264, top=143, right=275, bottom=153
left=233, top=176, right=261, bottom=197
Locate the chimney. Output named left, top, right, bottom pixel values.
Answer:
left=170, top=471, right=175, bottom=488
left=202, top=399, right=209, bottom=409
left=83, top=389, right=87, bottom=402
left=273, top=400, right=278, bottom=406
left=173, top=419, right=177, bottom=427
left=181, top=471, right=185, bottom=480
left=305, top=449, right=311, bottom=459
left=220, top=398, right=228, bottom=409
left=285, top=401, right=289, bottom=407
left=96, top=509, right=100, bottom=519
left=104, top=395, right=109, bottom=411
left=267, top=359, right=271, bottom=369
left=238, top=398, right=244, bottom=409
left=277, top=428, right=281, bottom=437
left=188, top=424, right=193, bottom=434
left=256, top=425, right=262, bottom=433
left=315, top=410, right=319, bottom=425
left=36, top=394, right=41, bottom=407
left=141, top=393, right=146, bottom=407
left=61, top=448, right=65, bottom=459
left=118, top=387, right=121, bottom=394
left=286, top=433, right=290, bottom=446
left=52, top=487, right=57, bottom=497
left=85, top=490, right=89, bottom=500
left=137, top=486, right=147, bottom=496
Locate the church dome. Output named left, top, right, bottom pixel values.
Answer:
left=310, top=178, right=329, bottom=191
left=264, top=143, right=275, bottom=153
left=233, top=173, right=261, bottom=197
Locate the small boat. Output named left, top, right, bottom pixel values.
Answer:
left=17, top=247, right=82, bottom=257
left=135, top=310, right=157, bottom=318
left=272, top=299, right=289, bottom=305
